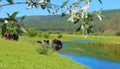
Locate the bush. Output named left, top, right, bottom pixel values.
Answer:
left=27, top=28, right=37, bottom=37
left=116, top=30, right=120, bottom=36
left=92, top=32, right=103, bottom=36
left=37, top=32, right=42, bottom=37
left=43, top=33, right=50, bottom=38
left=39, top=46, right=49, bottom=54
left=102, top=32, right=116, bottom=36
left=58, top=34, right=62, bottom=38
left=36, top=44, right=54, bottom=55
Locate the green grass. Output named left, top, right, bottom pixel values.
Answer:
left=1, top=33, right=120, bottom=69
left=0, top=38, right=88, bottom=69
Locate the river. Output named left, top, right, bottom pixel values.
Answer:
left=61, top=39, right=120, bottom=69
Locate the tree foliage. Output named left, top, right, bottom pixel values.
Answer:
left=0, top=12, right=27, bottom=37
left=0, top=0, right=103, bottom=37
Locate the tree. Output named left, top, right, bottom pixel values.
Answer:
left=0, top=11, right=26, bottom=39
left=0, top=0, right=103, bottom=38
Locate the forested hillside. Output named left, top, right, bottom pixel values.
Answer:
left=23, top=15, right=75, bottom=32
left=93, top=9, right=120, bottom=35
left=1, top=9, right=120, bottom=35
left=23, top=9, right=120, bottom=35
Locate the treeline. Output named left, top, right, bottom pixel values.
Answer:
left=1, top=9, right=120, bottom=36
left=23, top=9, right=120, bottom=36
left=23, top=15, right=75, bottom=32
left=93, top=9, right=120, bottom=36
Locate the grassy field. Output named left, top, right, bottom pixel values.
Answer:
left=0, top=34, right=120, bottom=69
left=0, top=37, right=88, bottom=69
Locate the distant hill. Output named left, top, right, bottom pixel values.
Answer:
left=1, top=9, right=120, bottom=35
left=93, top=9, right=120, bottom=33
left=23, top=9, right=120, bottom=34
left=23, top=15, right=75, bottom=32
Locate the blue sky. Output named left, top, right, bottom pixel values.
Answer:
left=0, top=0, right=120, bottom=18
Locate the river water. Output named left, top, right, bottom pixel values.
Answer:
left=61, top=54, right=120, bottom=69
left=61, top=39, right=120, bottom=69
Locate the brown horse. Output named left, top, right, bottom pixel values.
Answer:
left=4, top=33, right=19, bottom=41
left=52, top=39, right=62, bottom=51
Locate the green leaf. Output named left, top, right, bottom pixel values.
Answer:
left=21, top=16, right=26, bottom=21
left=4, top=18, right=17, bottom=22
left=46, top=0, right=50, bottom=2
left=0, top=18, right=4, bottom=22
left=72, top=2, right=80, bottom=6
left=1, top=23, right=7, bottom=37
left=7, top=0, right=13, bottom=4
left=11, top=11, right=18, bottom=19
left=47, top=9, right=51, bottom=14
left=4, top=12, right=18, bottom=22
left=98, top=0, right=102, bottom=4
left=87, top=25, right=93, bottom=34
left=61, top=0, right=69, bottom=8
left=79, top=0, right=84, bottom=2
left=41, top=4, right=47, bottom=9
left=19, top=15, right=26, bottom=24
left=86, top=13, right=93, bottom=22
left=73, top=18, right=79, bottom=24
left=6, top=13, right=10, bottom=17
left=61, top=12, right=66, bottom=17
left=75, top=26, right=81, bottom=32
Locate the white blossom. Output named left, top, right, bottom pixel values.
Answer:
left=53, top=10, right=57, bottom=14
left=81, top=0, right=90, bottom=18
left=68, top=16, right=74, bottom=22
left=27, top=5, right=32, bottom=9
left=21, top=27, right=27, bottom=33
left=71, top=7, right=76, bottom=14
left=27, top=5, right=35, bottom=10
left=37, top=0, right=45, bottom=4
left=97, top=15, right=102, bottom=21
left=81, top=25, right=84, bottom=30
left=26, top=0, right=32, bottom=4
left=85, top=13, right=88, bottom=18
left=95, top=10, right=102, bottom=21
left=4, top=20, right=8, bottom=24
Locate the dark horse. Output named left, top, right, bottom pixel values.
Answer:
left=4, top=33, right=19, bottom=41
left=52, top=39, right=62, bottom=51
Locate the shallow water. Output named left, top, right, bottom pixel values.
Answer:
left=61, top=54, right=120, bottom=69
left=62, top=39, right=120, bottom=69
left=62, top=43, right=70, bottom=47
left=72, top=39, right=97, bottom=42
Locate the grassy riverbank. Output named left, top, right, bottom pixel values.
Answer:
left=58, top=34, right=120, bottom=62
left=0, top=37, right=88, bottom=69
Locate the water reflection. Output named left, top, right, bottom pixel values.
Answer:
left=63, top=43, right=70, bottom=47
left=61, top=54, right=120, bottom=69
left=73, top=39, right=96, bottom=42
left=62, top=39, right=120, bottom=69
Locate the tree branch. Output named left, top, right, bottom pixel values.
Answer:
left=0, top=2, right=27, bottom=7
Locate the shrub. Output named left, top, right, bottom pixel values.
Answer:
left=116, top=30, right=120, bottom=36
left=27, top=28, right=37, bottom=37
left=36, top=44, right=54, bottom=55
left=43, top=33, right=50, bottom=38
left=58, top=34, right=62, bottom=38
left=37, top=32, right=42, bottom=37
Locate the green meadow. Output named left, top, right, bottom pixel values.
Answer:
left=0, top=34, right=120, bottom=69
left=0, top=36, right=88, bottom=69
